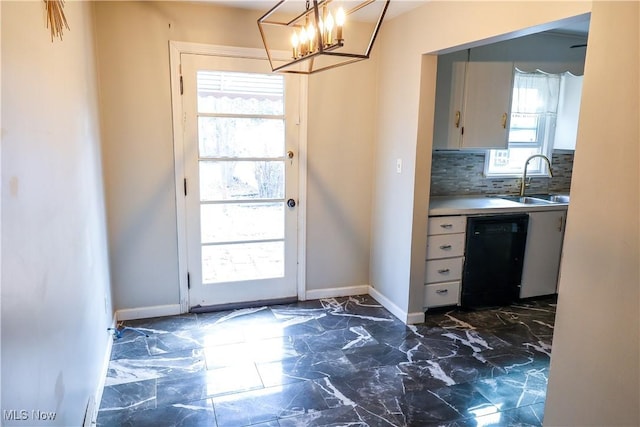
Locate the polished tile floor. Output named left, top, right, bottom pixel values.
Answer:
left=97, top=295, right=557, bottom=426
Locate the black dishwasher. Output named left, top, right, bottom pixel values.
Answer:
left=462, top=214, right=529, bottom=309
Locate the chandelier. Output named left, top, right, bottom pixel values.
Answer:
left=257, top=0, right=390, bottom=74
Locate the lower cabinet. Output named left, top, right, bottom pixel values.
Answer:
left=425, top=281, right=461, bottom=308
left=519, top=210, right=567, bottom=298
left=425, top=210, right=566, bottom=309
left=424, top=215, right=466, bottom=309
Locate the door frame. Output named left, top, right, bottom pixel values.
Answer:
left=169, top=41, right=308, bottom=314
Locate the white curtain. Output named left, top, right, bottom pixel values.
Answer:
left=511, top=69, right=561, bottom=114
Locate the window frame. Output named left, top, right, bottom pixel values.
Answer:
left=484, top=71, right=558, bottom=178
left=485, top=112, right=554, bottom=178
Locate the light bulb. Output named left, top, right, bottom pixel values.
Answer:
left=336, top=7, right=345, bottom=41
left=291, top=32, right=299, bottom=58
left=336, top=7, right=345, bottom=26
left=325, top=12, right=334, bottom=45
left=299, top=27, right=307, bottom=55
left=307, top=22, right=315, bottom=52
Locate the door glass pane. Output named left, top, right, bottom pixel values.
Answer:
left=199, top=160, right=284, bottom=201
left=201, top=203, right=284, bottom=244
left=197, top=71, right=284, bottom=115
left=199, top=117, right=284, bottom=158
left=202, top=242, right=284, bottom=284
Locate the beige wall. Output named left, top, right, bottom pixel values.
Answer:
left=544, top=1, right=639, bottom=424
left=1, top=1, right=113, bottom=424
left=373, top=0, right=639, bottom=424
left=93, top=1, right=377, bottom=310
left=306, top=58, right=376, bottom=293
left=371, top=1, right=592, bottom=319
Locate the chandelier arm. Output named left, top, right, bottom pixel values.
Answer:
left=364, top=0, right=390, bottom=56
left=257, top=0, right=287, bottom=22
left=257, top=22, right=275, bottom=70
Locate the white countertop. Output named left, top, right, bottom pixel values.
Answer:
left=429, top=195, right=569, bottom=216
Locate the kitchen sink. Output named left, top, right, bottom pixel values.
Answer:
left=550, top=195, right=570, bottom=203
left=500, top=196, right=555, bottom=205
left=534, top=194, right=570, bottom=203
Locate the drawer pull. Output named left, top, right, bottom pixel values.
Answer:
left=440, top=224, right=453, bottom=229
left=439, top=244, right=452, bottom=250
left=437, top=268, right=450, bottom=274
left=436, top=289, right=449, bottom=294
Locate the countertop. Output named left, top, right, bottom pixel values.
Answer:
left=429, top=195, right=569, bottom=216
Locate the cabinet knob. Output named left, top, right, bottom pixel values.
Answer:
left=501, top=113, right=508, bottom=129
left=440, top=224, right=453, bottom=229
left=455, top=111, right=461, bottom=128
left=438, top=269, right=450, bottom=274
left=436, top=289, right=449, bottom=295
left=439, top=244, right=452, bottom=250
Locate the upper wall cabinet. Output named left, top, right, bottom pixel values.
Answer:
left=433, top=51, right=514, bottom=150
left=554, top=73, right=583, bottom=150
left=432, top=32, right=587, bottom=151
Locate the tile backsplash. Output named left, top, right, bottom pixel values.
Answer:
left=429, top=150, right=573, bottom=196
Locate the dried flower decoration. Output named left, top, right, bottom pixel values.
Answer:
left=44, top=0, right=70, bottom=42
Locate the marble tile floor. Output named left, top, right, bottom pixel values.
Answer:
left=97, top=295, right=557, bottom=427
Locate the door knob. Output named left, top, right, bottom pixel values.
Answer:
left=287, top=199, right=296, bottom=208
left=287, top=151, right=294, bottom=159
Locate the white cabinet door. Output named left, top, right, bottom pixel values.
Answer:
left=424, top=281, right=461, bottom=308
left=520, top=210, right=566, bottom=299
left=554, top=74, right=583, bottom=150
left=433, top=59, right=514, bottom=150
left=427, top=215, right=466, bottom=235
left=433, top=50, right=468, bottom=150
left=461, top=61, right=514, bottom=150
left=426, top=233, right=465, bottom=260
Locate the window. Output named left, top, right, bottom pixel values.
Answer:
left=485, top=70, right=561, bottom=177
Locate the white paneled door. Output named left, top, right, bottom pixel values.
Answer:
left=180, top=53, right=300, bottom=309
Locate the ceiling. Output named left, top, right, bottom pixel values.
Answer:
left=205, top=1, right=589, bottom=34
left=207, top=0, right=424, bottom=20
left=554, top=20, right=590, bottom=36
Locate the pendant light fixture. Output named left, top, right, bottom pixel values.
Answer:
left=257, top=0, right=390, bottom=74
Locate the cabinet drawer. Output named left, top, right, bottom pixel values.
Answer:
left=428, top=216, right=466, bottom=235
left=424, top=281, right=461, bottom=308
left=426, top=233, right=465, bottom=259
left=425, top=257, right=463, bottom=284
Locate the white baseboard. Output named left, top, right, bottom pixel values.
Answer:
left=367, top=286, right=408, bottom=323
left=407, top=311, right=426, bottom=324
left=115, top=304, right=182, bottom=321
left=86, top=314, right=116, bottom=426
left=367, top=286, right=424, bottom=325
left=305, top=285, right=369, bottom=301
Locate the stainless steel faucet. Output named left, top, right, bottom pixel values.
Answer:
left=520, top=154, right=553, bottom=196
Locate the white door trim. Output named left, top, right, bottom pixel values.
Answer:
left=168, top=41, right=308, bottom=313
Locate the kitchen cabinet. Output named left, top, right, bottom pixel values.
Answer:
left=433, top=53, right=514, bottom=150
left=553, top=73, right=583, bottom=151
left=424, top=215, right=466, bottom=309
left=432, top=32, right=587, bottom=152
left=519, top=210, right=567, bottom=298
